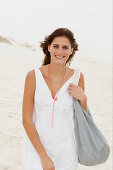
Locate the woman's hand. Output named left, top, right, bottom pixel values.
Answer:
left=68, top=83, right=86, bottom=101
left=41, top=155, right=55, bottom=170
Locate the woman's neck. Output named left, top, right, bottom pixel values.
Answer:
left=48, top=63, right=67, bottom=78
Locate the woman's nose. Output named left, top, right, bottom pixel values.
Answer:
left=57, top=48, right=63, bottom=56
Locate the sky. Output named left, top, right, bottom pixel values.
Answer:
left=0, top=0, right=112, bottom=61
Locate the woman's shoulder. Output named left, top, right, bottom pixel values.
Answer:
left=78, top=71, right=85, bottom=92
left=25, top=69, right=36, bottom=89
left=26, top=69, right=35, bottom=80
left=22, top=69, right=36, bottom=98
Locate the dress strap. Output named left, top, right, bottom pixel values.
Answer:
left=34, top=67, right=42, bottom=91
left=73, top=69, right=80, bottom=85
left=34, top=68, right=38, bottom=90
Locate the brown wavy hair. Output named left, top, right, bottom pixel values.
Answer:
left=40, top=28, right=79, bottom=67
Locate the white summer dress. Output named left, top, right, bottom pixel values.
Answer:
left=22, top=67, right=80, bottom=170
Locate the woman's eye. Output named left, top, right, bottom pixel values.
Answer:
left=53, top=46, right=58, bottom=48
left=63, top=47, right=68, bottom=49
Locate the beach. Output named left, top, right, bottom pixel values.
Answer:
left=0, top=42, right=112, bottom=170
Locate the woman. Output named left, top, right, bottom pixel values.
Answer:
left=22, top=28, right=88, bottom=170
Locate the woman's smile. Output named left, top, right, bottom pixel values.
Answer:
left=55, top=55, right=65, bottom=59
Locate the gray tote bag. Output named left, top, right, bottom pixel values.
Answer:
left=72, top=71, right=110, bottom=166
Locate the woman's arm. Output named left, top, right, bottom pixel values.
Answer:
left=22, top=70, right=48, bottom=160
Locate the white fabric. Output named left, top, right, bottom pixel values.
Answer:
left=22, top=67, right=80, bottom=170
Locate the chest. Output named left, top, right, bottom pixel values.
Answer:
left=35, top=75, right=74, bottom=107
left=43, top=75, right=66, bottom=99
left=38, top=67, right=75, bottom=100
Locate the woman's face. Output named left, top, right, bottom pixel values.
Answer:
left=48, top=36, right=73, bottom=65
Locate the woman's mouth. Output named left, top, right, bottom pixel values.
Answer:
left=55, top=55, right=65, bottom=59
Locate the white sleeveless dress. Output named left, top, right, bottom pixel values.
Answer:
left=22, top=67, right=80, bottom=170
